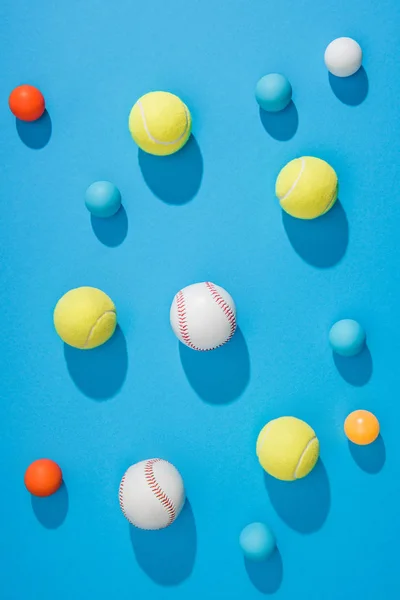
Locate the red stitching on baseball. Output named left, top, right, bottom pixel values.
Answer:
left=205, top=281, right=237, bottom=343
left=176, top=290, right=204, bottom=351
left=119, top=473, right=129, bottom=520
left=177, top=285, right=236, bottom=351
left=144, top=459, right=176, bottom=524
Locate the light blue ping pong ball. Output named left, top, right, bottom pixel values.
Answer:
left=85, top=181, right=121, bottom=218
left=239, top=522, right=276, bottom=561
left=255, top=73, right=292, bottom=112
left=329, top=319, right=366, bottom=357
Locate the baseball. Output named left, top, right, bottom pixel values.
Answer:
left=170, top=281, right=237, bottom=351
left=118, top=458, right=185, bottom=530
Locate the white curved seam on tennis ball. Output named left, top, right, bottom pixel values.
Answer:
left=293, top=436, right=316, bottom=480
left=280, top=157, right=305, bottom=202
left=256, top=422, right=271, bottom=458
left=322, top=183, right=338, bottom=213
left=138, top=100, right=189, bottom=146
left=83, top=310, right=116, bottom=349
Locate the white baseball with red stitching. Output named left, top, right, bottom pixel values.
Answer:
left=170, top=282, right=237, bottom=351
left=118, top=459, right=185, bottom=530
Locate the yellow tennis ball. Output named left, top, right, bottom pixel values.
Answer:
left=276, top=156, right=338, bottom=219
left=128, top=91, right=192, bottom=156
left=54, top=287, right=117, bottom=350
left=256, top=416, right=319, bottom=481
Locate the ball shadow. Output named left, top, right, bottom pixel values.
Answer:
left=16, top=110, right=52, bottom=149
left=264, top=460, right=330, bottom=534
left=244, top=548, right=283, bottom=595
left=64, top=325, right=128, bottom=400
left=90, top=206, right=128, bottom=247
left=259, top=102, right=298, bottom=141
left=179, top=327, right=250, bottom=404
left=333, top=345, right=373, bottom=387
left=129, top=499, right=197, bottom=586
left=282, top=199, right=348, bottom=268
left=328, top=67, right=369, bottom=106
left=31, top=481, right=68, bottom=529
left=348, top=435, right=386, bottom=474
left=138, top=135, right=203, bottom=205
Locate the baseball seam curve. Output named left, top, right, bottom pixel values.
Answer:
left=205, top=281, right=237, bottom=344
left=176, top=290, right=203, bottom=350
left=118, top=473, right=129, bottom=521
left=144, top=459, right=176, bottom=525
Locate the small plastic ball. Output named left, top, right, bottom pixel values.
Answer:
left=255, top=74, right=292, bottom=112
left=239, top=522, right=276, bottom=561
left=24, top=459, right=62, bottom=497
left=9, top=84, right=45, bottom=121
left=329, top=319, right=366, bottom=357
left=344, top=410, right=380, bottom=445
left=85, top=181, right=121, bottom=218
left=324, top=37, right=362, bottom=78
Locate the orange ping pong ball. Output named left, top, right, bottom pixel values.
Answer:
left=24, top=459, right=62, bottom=497
left=9, top=84, right=45, bottom=121
left=344, top=410, right=380, bottom=446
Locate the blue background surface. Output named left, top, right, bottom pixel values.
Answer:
left=1, top=1, right=400, bottom=598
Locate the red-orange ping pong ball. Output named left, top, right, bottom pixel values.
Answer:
left=344, top=410, right=380, bottom=446
left=9, top=84, right=45, bottom=122
left=24, top=459, right=62, bottom=497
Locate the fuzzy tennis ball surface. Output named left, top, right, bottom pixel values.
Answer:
left=54, top=287, right=117, bottom=349
left=256, top=416, right=319, bottom=481
left=276, top=156, right=338, bottom=219
left=129, top=91, right=192, bottom=156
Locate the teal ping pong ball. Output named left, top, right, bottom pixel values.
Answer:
left=85, top=181, right=121, bottom=218
left=255, top=74, right=292, bottom=112
left=239, top=522, right=276, bottom=561
left=329, top=319, right=366, bottom=357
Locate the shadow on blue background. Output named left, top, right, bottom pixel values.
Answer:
left=179, top=327, right=250, bottom=404
left=333, top=345, right=373, bottom=387
left=64, top=326, right=128, bottom=400
left=138, top=135, right=203, bottom=205
left=129, top=499, right=196, bottom=586
left=16, top=110, right=52, bottom=149
left=264, top=459, right=330, bottom=534
left=328, top=67, right=369, bottom=106
left=348, top=435, right=386, bottom=474
left=31, top=482, right=68, bottom=529
left=244, top=548, right=283, bottom=595
left=259, top=102, right=298, bottom=141
left=282, top=199, right=348, bottom=268
left=90, top=206, right=128, bottom=247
